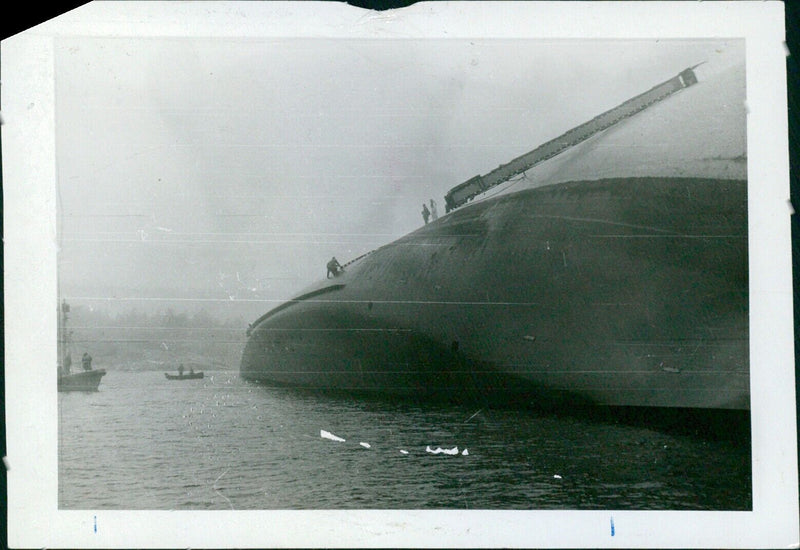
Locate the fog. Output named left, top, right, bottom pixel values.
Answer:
left=55, top=33, right=741, bottom=322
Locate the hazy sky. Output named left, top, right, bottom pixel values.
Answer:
left=55, top=35, right=742, bottom=321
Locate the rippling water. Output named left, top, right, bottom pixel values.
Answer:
left=58, top=369, right=751, bottom=510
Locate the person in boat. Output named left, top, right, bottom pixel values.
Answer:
left=422, top=203, right=431, bottom=224
left=178, top=363, right=185, bottom=377
left=327, top=257, right=343, bottom=278
left=189, top=366, right=195, bottom=375
left=81, top=352, right=92, bottom=371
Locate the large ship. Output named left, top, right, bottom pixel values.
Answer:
left=240, top=58, right=748, bottom=412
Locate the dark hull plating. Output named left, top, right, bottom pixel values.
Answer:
left=241, top=177, right=749, bottom=410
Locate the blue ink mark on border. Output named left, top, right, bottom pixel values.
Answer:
left=94, top=515, right=97, bottom=533
left=610, top=516, right=615, bottom=537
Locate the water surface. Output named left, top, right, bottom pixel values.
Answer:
left=59, top=369, right=751, bottom=509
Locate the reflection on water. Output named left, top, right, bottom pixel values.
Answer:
left=59, top=370, right=751, bottom=510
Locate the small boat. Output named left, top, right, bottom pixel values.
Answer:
left=59, top=368, right=107, bottom=392
left=165, top=371, right=204, bottom=380
left=57, top=300, right=106, bottom=392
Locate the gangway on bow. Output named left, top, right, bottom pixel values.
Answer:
left=443, top=66, right=700, bottom=212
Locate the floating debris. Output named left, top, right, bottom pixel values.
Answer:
left=464, top=409, right=483, bottom=423
left=399, top=449, right=409, bottom=455
left=320, top=430, right=345, bottom=442
left=462, top=449, right=469, bottom=456
left=426, top=445, right=459, bottom=455
left=660, top=361, right=680, bottom=373
left=553, top=474, right=562, bottom=479
left=359, top=442, right=371, bottom=449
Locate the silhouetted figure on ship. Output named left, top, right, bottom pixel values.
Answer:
left=422, top=203, right=431, bottom=224
left=178, top=363, right=185, bottom=377
left=63, top=352, right=72, bottom=375
left=327, top=256, right=343, bottom=278
left=429, top=199, right=438, bottom=221
left=81, top=352, right=93, bottom=371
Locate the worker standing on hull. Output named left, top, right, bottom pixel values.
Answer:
left=327, top=256, right=343, bottom=278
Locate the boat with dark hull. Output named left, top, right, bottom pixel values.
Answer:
left=165, top=372, right=204, bottom=380
left=58, top=301, right=106, bottom=392
left=240, top=59, right=749, bottom=411
left=58, top=369, right=107, bottom=392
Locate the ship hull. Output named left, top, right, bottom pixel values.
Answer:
left=241, top=177, right=749, bottom=410
left=58, top=369, right=107, bottom=392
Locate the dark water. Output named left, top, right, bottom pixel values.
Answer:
left=59, top=369, right=751, bottom=510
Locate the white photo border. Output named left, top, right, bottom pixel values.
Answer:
left=3, top=1, right=797, bottom=548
